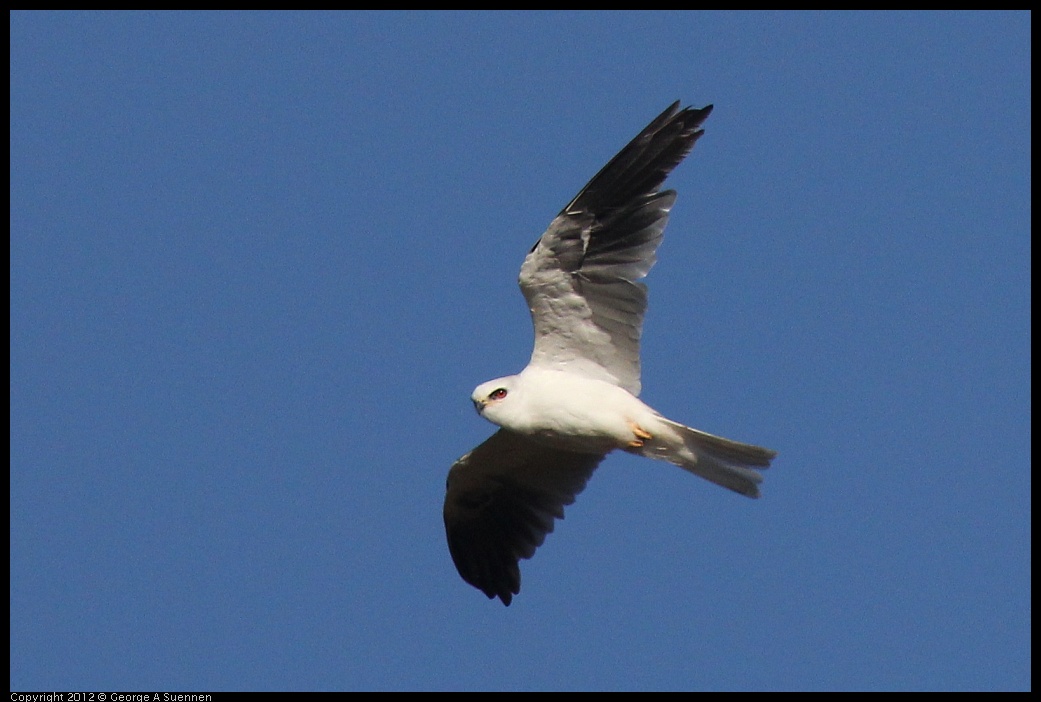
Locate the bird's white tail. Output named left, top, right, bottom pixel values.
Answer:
left=649, top=418, right=777, bottom=498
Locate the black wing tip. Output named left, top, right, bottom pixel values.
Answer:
left=490, top=589, right=514, bottom=606
left=562, top=100, right=714, bottom=217
left=650, top=100, right=712, bottom=128
left=449, top=552, right=520, bottom=606
left=646, top=101, right=713, bottom=141
left=466, top=566, right=518, bottom=606
left=659, top=101, right=714, bottom=155
left=660, top=100, right=713, bottom=130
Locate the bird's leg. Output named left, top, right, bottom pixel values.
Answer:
left=627, top=422, right=653, bottom=448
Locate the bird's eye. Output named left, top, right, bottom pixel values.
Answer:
left=489, top=388, right=508, bottom=400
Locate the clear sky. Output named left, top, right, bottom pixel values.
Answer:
left=10, top=11, right=1030, bottom=692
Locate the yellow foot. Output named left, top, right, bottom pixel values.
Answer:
left=627, top=422, right=653, bottom=448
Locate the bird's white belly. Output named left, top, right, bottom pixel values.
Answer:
left=510, top=369, right=659, bottom=453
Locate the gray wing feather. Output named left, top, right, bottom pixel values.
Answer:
left=443, top=429, right=604, bottom=606
left=520, top=103, right=713, bottom=395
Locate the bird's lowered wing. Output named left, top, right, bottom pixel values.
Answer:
left=444, top=429, right=604, bottom=605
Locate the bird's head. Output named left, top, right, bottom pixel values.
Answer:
left=471, top=376, right=518, bottom=424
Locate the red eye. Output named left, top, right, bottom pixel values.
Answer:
left=490, top=388, right=508, bottom=400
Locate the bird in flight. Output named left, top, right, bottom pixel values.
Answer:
left=443, top=102, right=776, bottom=606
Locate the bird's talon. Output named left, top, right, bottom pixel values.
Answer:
left=628, top=422, right=653, bottom=447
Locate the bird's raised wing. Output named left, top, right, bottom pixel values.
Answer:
left=520, top=102, right=713, bottom=395
left=444, top=429, right=604, bottom=606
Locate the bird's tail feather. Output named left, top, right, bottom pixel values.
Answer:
left=654, top=418, right=777, bottom=498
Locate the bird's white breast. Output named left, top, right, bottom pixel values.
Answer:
left=498, top=367, right=660, bottom=453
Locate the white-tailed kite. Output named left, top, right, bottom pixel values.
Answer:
left=444, top=102, right=776, bottom=606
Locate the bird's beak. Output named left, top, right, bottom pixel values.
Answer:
left=472, top=398, right=485, bottom=414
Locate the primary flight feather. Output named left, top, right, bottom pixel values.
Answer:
left=444, top=102, right=776, bottom=606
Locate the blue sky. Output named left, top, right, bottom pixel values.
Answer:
left=10, top=11, right=1030, bottom=692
